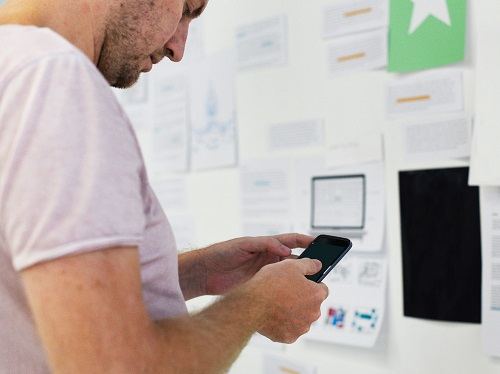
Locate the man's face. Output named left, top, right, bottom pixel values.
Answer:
left=98, top=0, right=208, bottom=88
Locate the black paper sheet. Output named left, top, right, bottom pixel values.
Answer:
left=399, top=167, right=481, bottom=323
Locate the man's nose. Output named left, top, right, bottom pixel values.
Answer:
left=165, top=22, right=189, bottom=62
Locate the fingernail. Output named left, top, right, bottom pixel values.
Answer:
left=280, top=245, right=291, bottom=253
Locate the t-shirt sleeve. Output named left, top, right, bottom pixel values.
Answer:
left=0, top=52, right=146, bottom=270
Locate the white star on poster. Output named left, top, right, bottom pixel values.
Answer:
left=409, top=0, right=451, bottom=35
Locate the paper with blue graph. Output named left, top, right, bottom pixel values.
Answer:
left=305, top=255, right=387, bottom=348
left=188, top=49, right=238, bottom=170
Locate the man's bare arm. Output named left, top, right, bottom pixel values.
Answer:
left=21, top=246, right=326, bottom=373
left=178, top=248, right=208, bottom=300
left=178, top=234, right=314, bottom=300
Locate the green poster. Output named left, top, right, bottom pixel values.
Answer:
left=388, top=0, right=467, bottom=72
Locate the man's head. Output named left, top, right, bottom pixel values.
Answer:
left=98, top=0, right=208, bottom=88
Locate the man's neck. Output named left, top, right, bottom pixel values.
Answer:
left=0, top=0, right=108, bottom=65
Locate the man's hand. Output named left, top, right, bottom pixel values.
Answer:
left=240, top=257, right=329, bottom=343
left=200, top=233, right=314, bottom=295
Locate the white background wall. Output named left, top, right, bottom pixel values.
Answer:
left=166, top=1, right=499, bottom=373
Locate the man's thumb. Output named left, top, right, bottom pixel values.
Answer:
left=296, top=258, right=322, bottom=276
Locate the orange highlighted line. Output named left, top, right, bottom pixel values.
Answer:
left=397, top=95, right=431, bottom=103
left=345, top=7, right=372, bottom=17
left=338, top=52, right=366, bottom=62
left=279, top=367, right=300, bottom=374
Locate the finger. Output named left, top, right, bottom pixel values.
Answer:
left=232, top=236, right=286, bottom=257
left=267, top=237, right=293, bottom=257
left=249, top=236, right=292, bottom=258
left=274, top=233, right=314, bottom=250
left=319, top=282, right=329, bottom=300
left=294, top=258, right=322, bottom=276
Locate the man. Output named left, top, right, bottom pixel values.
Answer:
left=0, top=0, right=328, bottom=372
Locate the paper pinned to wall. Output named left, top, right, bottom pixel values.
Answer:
left=235, top=14, right=287, bottom=71
left=113, top=76, right=150, bottom=133
left=327, top=28, right=387, bottom=76
left=386, top=71, right=464, bottom=118
left=169, top=214, right=197, bottom=252
left=150, top=67, right=190, bottom=174
left=470, top=123, right=500, bottom=186
left=242, top=222, right=291, bottom=237
left=188, top=49, right=238, bottom=170
left=113, top=77, right=152, bottom=166
left=327, top=132, right=383, bottom=168
left=182, top=17, right=205, bottom=63
left=268, top=119, right=325, bottom=151
left=469, top=29, right=500, bottom=186
left=263, top=353, right=316, bottom=374
left=322, top=0, right=389, bottom=38
left=402, top=114, right=472, bottom=162
left=399, top=167, right=481, bottom=323
left=240, top=158, right=293, bottom=236
left=150, top=176, right=188, bottom=212
left=480, top=187, right=500, bottom=358
left=295, top=157, right=385, bottom=253
left=114, top=75, right=149, bottom=106
left=305, top=255, right=387, bottom=348
left=388, top=0, right=466, bottom=72
left=150, top=176, right=196, bottom=251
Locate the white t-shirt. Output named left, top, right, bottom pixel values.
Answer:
left=0, top=25, right=187, bottom=372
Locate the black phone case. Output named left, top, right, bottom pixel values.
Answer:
left=298, top=235, right=352, bottom=282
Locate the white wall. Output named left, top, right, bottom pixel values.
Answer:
left=174, top=0, right=500, bottom=373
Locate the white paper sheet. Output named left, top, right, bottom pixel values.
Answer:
left=150, top=177, right=195, bottom=251
left=182, top=17, right=204, bottom=62
left=305, top=255, right=387, bottom=348
left=240, top=158, right=293, bottom=236
left=312, top=175, right=365, bottom=228
left=403, top=115, right=472, bottom=162
left=470, top=122, right=500, bottom=186
left=235, top=15, right=287, bottom=71
left=189, top=49, right=238, bottom=170
left=469, top=29, right=500, bottom=186
left=113, top=76, right=150, bottom=133
left=122, top=104, right=151, bottom=135
left=112, top=78, right=152, bottom=166
left=169, top=214, right=197, bottom=251
left=323, top=0, right=389, bottom=38
left=150, top=68, right=189, bottom=174
left=386, top=71, right=464, bottom=118
left=327, top=29, right=387, bottom=76
left=480, top=187, right=500, bottom=357
left=150, top=177, right=188, bottom=212
left=268, top=119, right=325, bottom=150
left=327, top=132, right=383, bottom=168
left=295, top=158, right=385, bottom=253
left=242, top=222, right=291, bottom=237
left=263, top=353, right=316, bottom=374
left=114, top=76, right=149, bottom=105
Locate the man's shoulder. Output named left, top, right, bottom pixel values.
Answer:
left=1, top=25, right=77, bottom=55
left=0, top=25, right=90, bottom=78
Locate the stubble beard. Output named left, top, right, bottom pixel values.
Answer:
left=97, top=10, right=144, bottom=89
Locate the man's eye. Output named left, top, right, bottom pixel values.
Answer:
left=183, top=5, right=190, bottom=16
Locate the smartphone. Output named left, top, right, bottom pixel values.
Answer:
left=297, top=234, right=352, bottom=283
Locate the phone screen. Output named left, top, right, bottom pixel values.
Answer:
left=298, top=235, right=352, bottom=282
